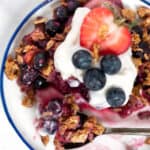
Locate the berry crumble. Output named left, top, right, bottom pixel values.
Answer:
left=4, top=0, right=150, bottom=149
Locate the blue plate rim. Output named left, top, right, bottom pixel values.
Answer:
left=0, top=0, right=52, bottom=150
left=142, top=0, right=150, bottom=5
left=0, top=0, right=149, bottom=150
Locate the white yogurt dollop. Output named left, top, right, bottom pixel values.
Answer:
left=54, top=8, right=90, bottom=82
left=90, top=49, right=137, bottom=108
left=54, top=8, right=137, bottom=108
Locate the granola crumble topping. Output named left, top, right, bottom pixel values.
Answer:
left=121, top=8, right=136, bottom=22
left=41, top=135, right=50, bottom=146
left=33, top=16, right=48, bottom=25
left=70, top=129, right=90, bottom=143
left=22, top=90, right=35, bottom=107
left=145, top=137, right=150, bottom=145
left=137, top=6, right=150, bottom=18
left=4, top=1, right=150, bottom=150
left=41, top=59, right=54, bottom=76
left=5, top=55, right=20, bottom=80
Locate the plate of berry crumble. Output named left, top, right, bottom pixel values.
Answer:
left=1, top=0, right=150, bottom=150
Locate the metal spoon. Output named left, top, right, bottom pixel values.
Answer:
left=64, top=128, right=150, bottom=149
left=104, top=127, right=150, bottom=136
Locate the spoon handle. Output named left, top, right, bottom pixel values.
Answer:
left=104, top=128, right=150, bottom=136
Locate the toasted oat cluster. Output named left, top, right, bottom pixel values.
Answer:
left=4, top=0, right=150, bottom=149
left=37, top=94, right=104, bottom=149
left=145, top=137, right=150, bottom=145
left=111, top=6, right=150, bottom=118
left=5, top=55, right=20, bottom=80
left=54, top=104, right=105, bottom=150
left=41, top=135, right=50, bottom=146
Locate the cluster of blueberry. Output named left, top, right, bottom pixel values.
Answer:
left=42, top=100, right=62, bottom=134
left=21, top=51, right=49, bottom=89
left=21, top=1, right=82, bottom=90
left=72, top=50, right=126, bottom=107
left=39, top=98, right=88, bottom=135
left=46, top=0, right=80, bottom=37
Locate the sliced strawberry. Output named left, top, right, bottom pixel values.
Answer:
left=98, top=26, right=131, bottom=55
left=80, top=7, right=131, bottom=55
left=80, top=8, right=113, bottom=49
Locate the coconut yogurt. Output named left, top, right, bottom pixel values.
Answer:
left=54, top=7, right=137, bottom=108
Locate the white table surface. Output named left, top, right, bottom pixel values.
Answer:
left=0, top=0, right=41, bottom=149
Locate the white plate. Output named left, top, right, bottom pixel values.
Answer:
left=0, top=0, right=150, bottom=150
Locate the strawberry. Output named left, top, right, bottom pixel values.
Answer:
left=80, top=7, right=131, bottom=55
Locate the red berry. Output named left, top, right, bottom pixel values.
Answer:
left=24, top=50, right=36, bottom=64
left=80, top=7, right=131, bottom=55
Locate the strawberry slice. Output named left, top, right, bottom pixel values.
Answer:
left=80, top=7, right=131, bottom=55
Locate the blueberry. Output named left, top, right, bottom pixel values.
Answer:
left=106, top=87, right=126, bottom=107
left=101, top=55, right=121, bottom=75
left=83, top=68, right=106, bottom=91
left=33, top=52, right=47, bottom=70
left=132, top=25, right=143, bottom=37
left=21, top=66, right=38, bottom=85
left=34, top=76, right=49, bottom=89
left=132, top=51, right=144, bottom=58
left=55, top=6, right=68, bottom=22
left=139, top=41, right=150, bottom=53
left=67, top=0, right=80, bottom=13
left=43, top=119, right=58, bottom=134
left=48, top=100, right=62, bottom=115
left=20, top=63, right=28, bottom=71
left=46, top=20, right=61, bottom=36
left=72, top=50, right=92, bottom=69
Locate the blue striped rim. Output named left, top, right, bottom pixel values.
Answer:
left=0, top=0, right=52, bottom=150
left=141, top=0, right=150, bottom=5
left=0, top=0, right=149, bottom=150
